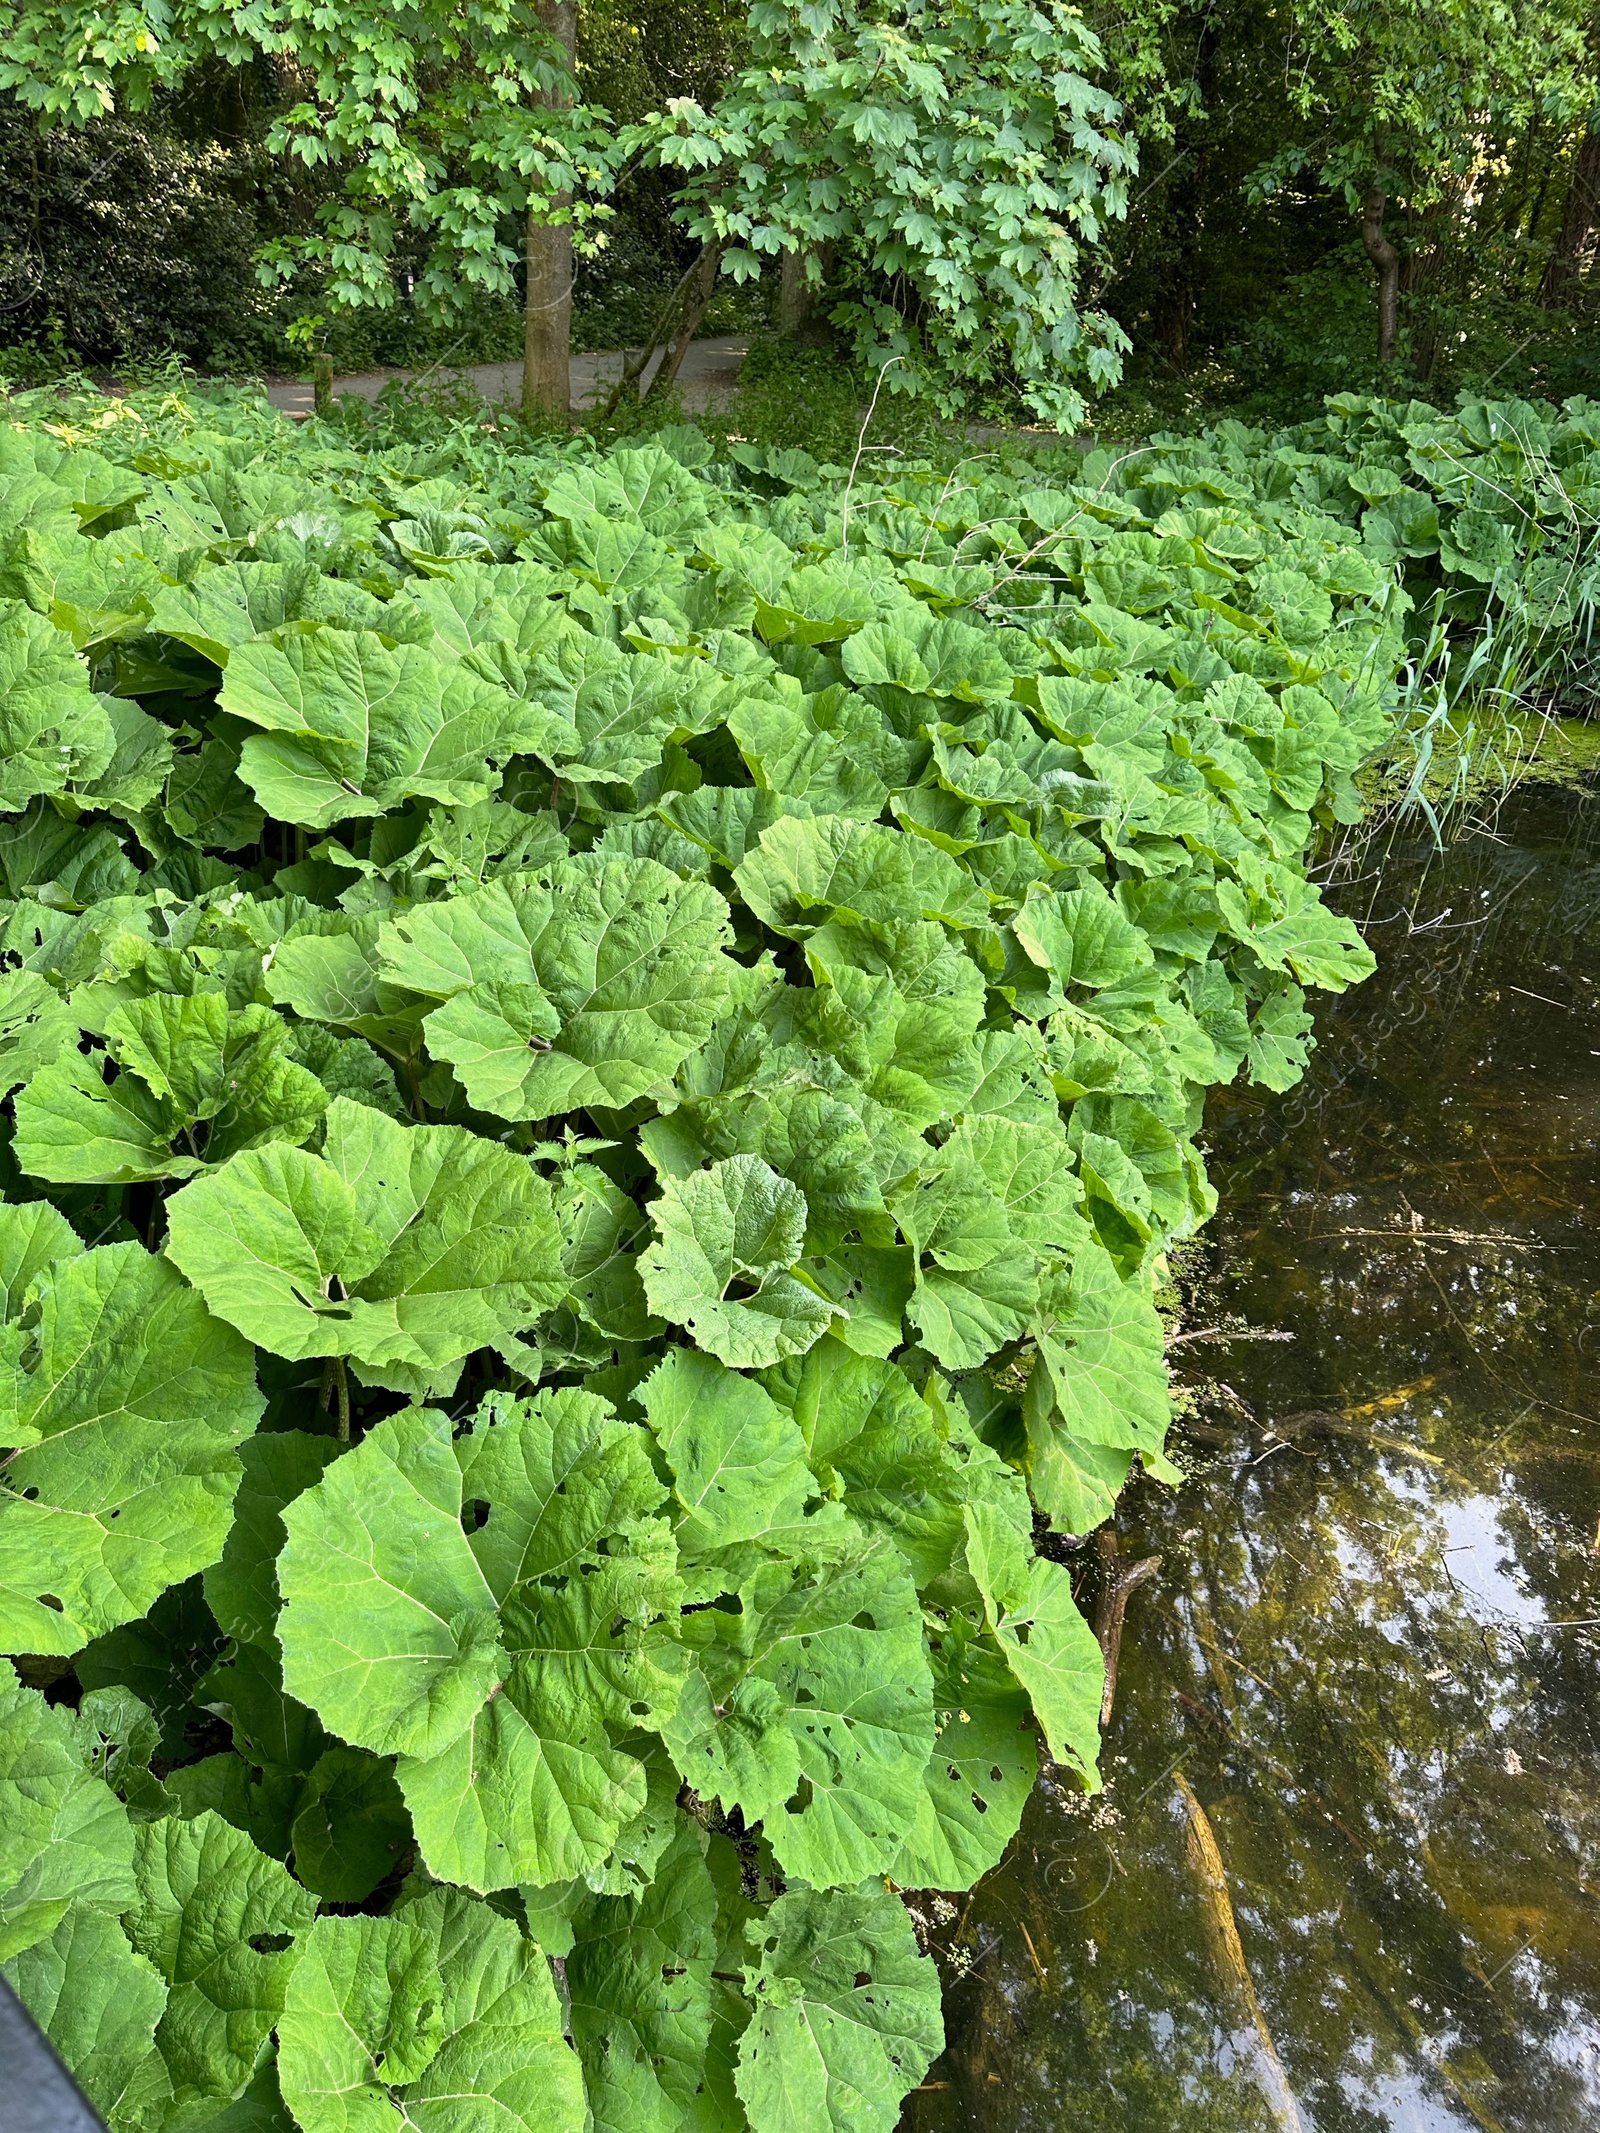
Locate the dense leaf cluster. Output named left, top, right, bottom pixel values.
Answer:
left=638, top=0, right=1136, bottom=425
left=0, top=382, right=1419, bottom=2131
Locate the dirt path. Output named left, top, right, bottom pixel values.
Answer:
left=264, top=335, right=748, bottom=418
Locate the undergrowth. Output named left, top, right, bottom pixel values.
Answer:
left=0, top=372, right=1591, bottom=2133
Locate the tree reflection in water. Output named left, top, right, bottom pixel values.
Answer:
left=917, top=788, right=1600, bottom=2133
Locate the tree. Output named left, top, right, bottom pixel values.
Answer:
left=1539, top=20, right=1600, bottom=307
left=525, top=0, right=579, bottom=417
left=1246, top=0, right=1589, bottom=363
left=0, top=0, right=616, bottom=416
left=633, top=0, right=1137, bottom=427
left=0, top=0, right=1140, bottom=431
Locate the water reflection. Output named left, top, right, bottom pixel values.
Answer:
left=918, top=788, right=1600, bottom=2133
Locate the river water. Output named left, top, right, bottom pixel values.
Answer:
left=916, top=785, right=1600, bottom=2132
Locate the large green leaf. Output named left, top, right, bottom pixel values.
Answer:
left=1023, top=1241, right=1170, bottom=1530
left=164, top=1098, right=564, bottom=1369
left=763, top=1340, right=1029, bottom=1595
left=278, top=1893, right=585, bottom=2133
left=12, top=1046, right=199, bottom=1185
left=279, top=1391, right=678, bottom=1891
left=963, top=1501, right=1103, bottom=1788
left=277, top=1405, right=508, bottom=1764
left=219, top=628, right=540, bottom=828
left=127, top=1810, right=317, bottom=2121
left=551, top=1160, right=659, bottom=1344
left=0, top=602, right=118, bottom=810
left=13, top=997, right=327, bottom=1186
left=0, top=969, right=78, bottom=1097
left=891, top=1612, right=1038, bottom=1892
left=664, top=1528, right=933, bottom=1886
left=735, top=814, right=989, bottom=939
left=203, top=1431, right=341, bottom=1655
left=0, top=1684, right=137, bottom=1963
left=287, top=1748, right=411, bottom=1905
left=0, top=1198, right=79, bottom=1325
left=147, top=563, right=334, bottom=667
left=1012, top=881, right=1155, bottom=994
left=0, top=1240, right=263, bottom=1655
left=396, top=1887, right=588, bottom=2132
left=378, top=859, right=732, bottom=1120
left=568, top=1824, right=717, bottom=2133
left=276, top=1913, right=446, bottom=2133
left=728, top=679, right=903, bottom=819
left=638, top=1347, right=814, bottom=1554
left=733, top=1884, right=943, bottom=2133
left=641, top=1156, right=838, bottom=1368
left=265, top=916, right=428, bottom=1063
left=1230, top=880, right=1375, bottom=991
left=2, top=1900, right=170, bottom=2130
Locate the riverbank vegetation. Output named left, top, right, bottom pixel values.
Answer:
left=1, top=364, right=1594, bottom=2130
left=1, top=2, right=1598, bottom=2128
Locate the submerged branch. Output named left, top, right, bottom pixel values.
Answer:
left=1093, top=1529, right=1161, bottom=1729
left=1173, top=1769, right=1306, bottom=2133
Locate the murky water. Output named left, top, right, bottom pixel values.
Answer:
left=915, top=786, right=1600, bottom=2133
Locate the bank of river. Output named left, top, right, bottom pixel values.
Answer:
left=916, top=784, right=1600, bottom=2132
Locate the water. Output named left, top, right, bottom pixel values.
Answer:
left=915, top=787, right=1600, bottom=2133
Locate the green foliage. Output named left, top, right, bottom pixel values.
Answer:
left=0, top=2, right=613, bottom=319
left=1091, top=0, right=1600, bottom=423
left=3, top=369, right=1544, bottom=2127
left=640, top=0, right=1136, bottom=425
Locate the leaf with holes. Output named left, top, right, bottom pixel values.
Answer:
left=963, top=1501, right=1103, bottom=1789
left=126, top=1809, right=317, bottom=2120
left=0, top=1240, right=262, bottom=1656
left=568, top=1823, right=717, bottom=2133
left=733, top=1884, right=943, bottom=2133
left=663, top=1528, right=933, bottom=1887
left=164, top=1098, right=564, bottom=1370
left=890, top=1612, right=1038, bottom=1892
left=279, top=1391, right=680, bottom=1892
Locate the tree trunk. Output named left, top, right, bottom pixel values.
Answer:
left=780, top=248, right=814, bottom=336
left=522, top=0, right=578, bottom=422
left=1361, top=187, right=1401, bottom=364
left=1401, top=189, right=1458, bottom=386
left=1541, top=119, right=1600, bottom=306
left=643, top=245, right=723, bottom=401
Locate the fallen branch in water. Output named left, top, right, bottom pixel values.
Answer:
left=1094, top=1529, right=1162, bottom=1728
left=1266, top=1410, right=1446, bottom=1466
left=1177, top=1405, right=1446, bottom=1468
left=1171, top=1703, right=1510, bottom=2133
left=1173, top=1769, right=1306, bottom=2133
left=1167, top=1325, right=1296, bottom=1346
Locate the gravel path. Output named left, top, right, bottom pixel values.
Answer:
left=265, top=335, right=748, bottom=418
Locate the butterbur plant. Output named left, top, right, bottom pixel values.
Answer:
left=0, top=370, right=1496, bottom=2133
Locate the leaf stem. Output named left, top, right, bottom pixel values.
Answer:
left=320, top=1354, right=352, bottom=1442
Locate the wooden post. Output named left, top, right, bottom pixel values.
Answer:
left=312, top=351, right=334, bottom=418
